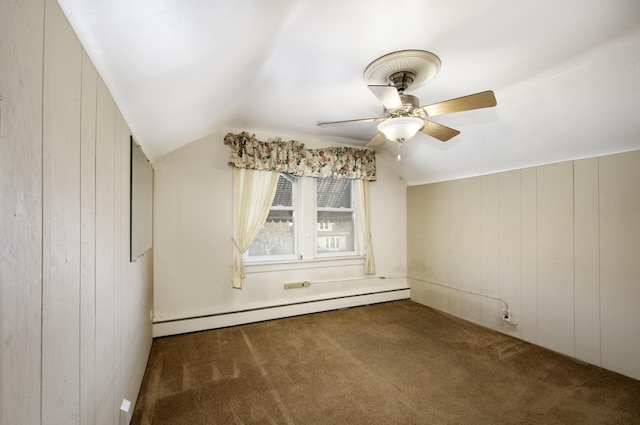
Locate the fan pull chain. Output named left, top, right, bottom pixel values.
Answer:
left=397, top=140, right=403, bottom=162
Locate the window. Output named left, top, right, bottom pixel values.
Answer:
left=246, top=174, right=358, bottom=263
left=315, top=177, right=356, bottom=256
left=247, top=174, right=298, bottom=261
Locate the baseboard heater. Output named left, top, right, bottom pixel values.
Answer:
left=152, top=287, right=410, bottom=337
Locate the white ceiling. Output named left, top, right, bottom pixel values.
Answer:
left=58, top=0, right=640, bottom=184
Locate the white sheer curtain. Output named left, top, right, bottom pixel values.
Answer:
left=232, top=167, right=279, bottom=288
left=355, top=179, right=376, bottom=275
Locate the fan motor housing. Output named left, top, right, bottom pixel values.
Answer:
left=384, top=93, right=420, bottom=116
left=400, top=93, right=419, bottom=110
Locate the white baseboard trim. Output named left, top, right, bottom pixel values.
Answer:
left=152, top=288, right=410, bottom=337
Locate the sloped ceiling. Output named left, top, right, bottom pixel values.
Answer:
left=58, top=0, right=640, bottom=184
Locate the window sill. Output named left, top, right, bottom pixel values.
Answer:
left=244, top=255, right=365, bottom=274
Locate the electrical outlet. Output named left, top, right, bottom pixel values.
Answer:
left=119, top=399, right=131, bottom=425
left=502, top=308, right=511, bottom=322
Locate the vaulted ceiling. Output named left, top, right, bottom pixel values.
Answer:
left=58, top=0, right=640, bottom=184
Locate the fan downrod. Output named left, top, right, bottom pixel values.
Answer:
left=388, top=71, right=415, bottom=93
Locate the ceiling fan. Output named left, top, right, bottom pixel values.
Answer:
left=317, top=50, right=497, bottom=151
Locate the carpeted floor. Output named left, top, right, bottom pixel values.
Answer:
left=131, top=300, right=640, bottom=425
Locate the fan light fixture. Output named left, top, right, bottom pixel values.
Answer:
left=377, top=116, right=424, bottom=142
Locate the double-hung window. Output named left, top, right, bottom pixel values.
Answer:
left=315, top=177, right=356, bottom=256
left=246, top=174, right=358, bottom=262
left=247, top=173, right=298, bottom=261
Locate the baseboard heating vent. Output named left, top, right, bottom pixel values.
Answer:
left=152, top=287, right=410, bottom=337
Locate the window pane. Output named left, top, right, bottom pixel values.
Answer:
left=249, top=210, right=295, bottom=256
left=316, top=178, right=351, bottom=208
left=248, top=174, right=297, bottom=258
left=272, top=174, right=294, bottom=207
left=316, top=211, right=354, bottom=253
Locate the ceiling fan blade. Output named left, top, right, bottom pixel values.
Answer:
left=422, top=90, right=497, bottom=117
left=317, top=117, right=386, bottom=127
left=420, top=119, right=460, bottom=142
left=368, top=85, right=404, bottom=111
left=366, top=132, right=387, bottom=147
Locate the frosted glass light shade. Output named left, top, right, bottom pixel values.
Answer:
left=377, top=117, right=424, bottom=142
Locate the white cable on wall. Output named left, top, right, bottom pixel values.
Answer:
left=310, top=275, right=406, bottom=285
left=407, top=276, right=518, bottom=326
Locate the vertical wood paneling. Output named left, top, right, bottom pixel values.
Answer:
left=95, top=78, right=116, bottom=425
left=428, top=182, right=451, bottom=288
left=41, top=0, right=82, bottom=422
left=480, top=174, right=500, bottom=325
left=447, top=180, right=461, bottom=314
left=573, top=158, right=601, bottom=366
left=80, top=51, right=98, bottom=425
left=0, top=1, right=44, bottom=423
left=520, top=167, right=538, bottom=343
left=459, top=178, right=483, bottom=322
left=3, top=2, right=154, bottom=422
left=407, top=151, right=640, bottom=381
left=499, top=170, right=521, bottom=336
left=427, top=182, right=452, bottom=312
left=406, top=186, right=428, bottom=280
left=407, top=185, right=432, bottom=307
left=599, top=150, right=640, bottom=379
left=113, top=111, right=123, bottom=417
left=537, top=162, right=575, bottom=356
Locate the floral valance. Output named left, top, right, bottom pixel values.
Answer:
left=224, top=131, right=376, bottom=181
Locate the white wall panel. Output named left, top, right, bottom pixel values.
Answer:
left=573, top=158, right=601, bottom=365
left=599, top=150, right=640, bottom=379
left=406, top=183, right=428, bottom=309
left=498, top=170, right=521, bottom=337
left=520, top=167, right=538, bottom=344
left=79, top=51, right=98, bottom=425
left=537, top=162, right=575, bottom=357
left=3, top=1, right=153, bottom=422
left=408, top=150, right=640, bottom=380
left=480, top=174, right=500, bottom=326
left=0, top=1, right=44, bottom=423
left=95, top=78, right=117, bottom=425
left=112, top=110, right=123, bottom=419
left=458, top=178, right=483, bottom=323
left=426, top=182, right=451, bottom=286
left=42, top=0, right=82, bottom=422
left=447, top=179, right=462, bottom=315
left=407, top=185, right=430, bottom=281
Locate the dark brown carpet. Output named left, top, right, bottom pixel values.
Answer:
left=131, top=300, right=640, bottom=425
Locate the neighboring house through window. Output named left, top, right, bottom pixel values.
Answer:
left=246, top=174, right=358, bottom=262
left=315, top=177, right=355, bottom=256
left=247, top=173, right=298, bottom=261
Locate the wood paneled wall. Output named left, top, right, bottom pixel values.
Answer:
left=407, top=150, right=640, bottom=381
left=1, top=1, right=153, bottom=423
left=1, top=1, right=45, bottom=424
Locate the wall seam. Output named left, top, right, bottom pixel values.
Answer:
left=92, top=70, right=99, bottom=425
left=597, top=158, right=602, bottom=365
left=78, top=49, right=84, bottom=425
left=572, top=161, right=577, bottom=358
left=517, top=170, right=522, bottom=335
left=535, top=167, right=540, bottom=345
left=40, top=2, right=47, bottom=423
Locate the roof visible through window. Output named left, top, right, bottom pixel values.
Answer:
left=317, top=178, right=351, bottom=208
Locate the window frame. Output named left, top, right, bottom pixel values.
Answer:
left=314, top=177, right=359, bottom=259
left=243, top=173, right=361, bottom=265
left=244, top=173, right=300, bottom=263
